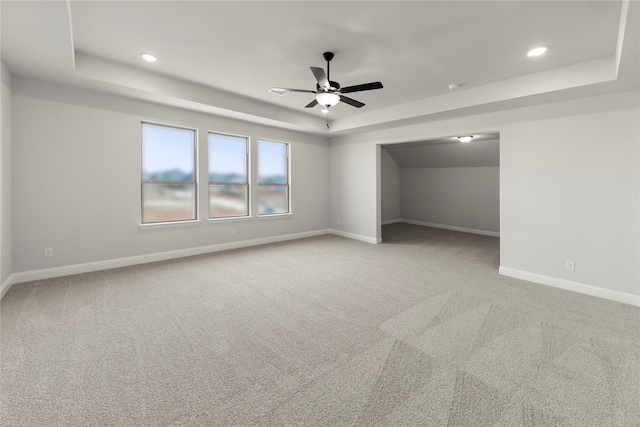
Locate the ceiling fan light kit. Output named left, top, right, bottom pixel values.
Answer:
left=269, top=51, right=383, bottom=112
left=316, top=92, right=340, bottom=107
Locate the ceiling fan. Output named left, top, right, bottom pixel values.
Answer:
left=269, top=52, right=383, bottom=111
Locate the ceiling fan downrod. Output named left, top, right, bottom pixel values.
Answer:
left=323, top=51, right=334, bottom=81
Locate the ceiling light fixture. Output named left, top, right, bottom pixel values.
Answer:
left=458, top=135, right=473, bottom=143
left=315, top=92, right=340, bottom=108
left=141, top=53, right=157, bottom=62
left=321, top=108, right=330, bottom=114
left=527, top=46, right=547, bottom=57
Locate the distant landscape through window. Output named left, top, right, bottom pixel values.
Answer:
left=141, top=123, right=197, bottom=223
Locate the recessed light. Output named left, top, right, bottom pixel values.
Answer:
left=141, top=53, right=157, bottom=62
left=527, top=46, right=547, bottom=57
left=458, top=136, right=473, bottom=143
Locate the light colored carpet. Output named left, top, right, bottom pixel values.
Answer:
left=1, top=223, right=638, bottom=426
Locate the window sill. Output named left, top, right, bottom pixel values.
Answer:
left=208, top=216, right=253, bottom=224
left=257, top=213, right=293, bottom=220
left=139, top=220, right=202, bottom=229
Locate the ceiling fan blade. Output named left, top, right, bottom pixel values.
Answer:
left=305, top=99, right=318, bottom=108
left=288, top=88, right=317, bottom=94
left=339, top=95, right=365, bottom=108
left=338, top=82, right=383, bottom=94
left=310, top=67, right=330, bottom=90
left=269, top=87, right=317, bottom=96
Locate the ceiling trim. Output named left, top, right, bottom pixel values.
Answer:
left=74, top=53, right=329, bottom=135
left=614, top=0, right=630, bottom=74
left=2, top=0, right=636, bottom=138
left=329, top=56, right=617, bottom=134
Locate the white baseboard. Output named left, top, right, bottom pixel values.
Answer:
left=499, top=266, right=640, bottom=307
left=330, top=229, right=381, bottom=244
left=381, top=218, right=402, bottom=225
left=400, top=219, right=500, bottom=237
left=1, top=274, right=14, bottom=299
left=9, top=229, right=332, bottom=287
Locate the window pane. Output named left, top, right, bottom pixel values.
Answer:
left=210, top=185, right=248, bottom=218
left=209, top=134, right=247, bottom=183
left=258, top=140, right=287, bottom=184
left=142, top=183, right=196, bottom=222
left=143, top=124, right=194, bottom=182
left=258, top=185, right=288, bottom=215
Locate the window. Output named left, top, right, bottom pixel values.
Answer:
left=208, top=133, right=249, bottom=218
left=141, top=123, right=197, bottom=224
left=258, top=140, right=289, bottom=215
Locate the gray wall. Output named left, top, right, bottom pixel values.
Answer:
left=380, top=149, right=400, bottom=222
left=10, top=77, right=330, bottom=273
left=1, top=62, right=12, bottom=287
left=500, top=106, right=638, bottom=291
left=400, top=167, right=500, bottom=234
left=5, top=73, right=639, bottom=304
left=330, top=90, right=639, bottom=299
left=330, top=141, right=378, bottom=242
left=383, top=137, right=500, bottom=234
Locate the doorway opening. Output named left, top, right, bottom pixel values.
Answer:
left=378, top=132, right=500, bottom=264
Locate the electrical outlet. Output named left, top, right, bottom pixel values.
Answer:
left=566, top=261, right=575, bottom=271
left=44, top=247, right=54, bottom=258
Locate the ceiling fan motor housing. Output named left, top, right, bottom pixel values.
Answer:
left=317, top=81, right=341, bottom=92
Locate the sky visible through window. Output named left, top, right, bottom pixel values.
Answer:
left=142, top=124, right=194, bottom=180
left=209, top=133, right=246, bottom=182
left=258, top=140, right=287, bottom=183
left=142, top=125, right=286, bottom=184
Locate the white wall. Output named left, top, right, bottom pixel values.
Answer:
left=1, top=61, right=12, bottom=289
left=500, top=108, right=639, bottom=297
left=329, top=141, right=379, bottom=243
left=330, top=90, right=640, bottom=303
left=380, top=148, right=400, bottom=222
left=11, top=77, right=330, bottom=274
left=6, top=74, right=639, bottom=304
left=400, top=166, right=500, bottom=234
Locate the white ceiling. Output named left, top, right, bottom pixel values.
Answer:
left=1, top=1, right=638, bottom=136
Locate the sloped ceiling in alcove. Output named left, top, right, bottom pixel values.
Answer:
left=384, top=133, right=499, bottom=168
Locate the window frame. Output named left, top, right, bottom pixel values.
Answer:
left=208, top=131, right=250, bottom=220
left=140, top=121, right=199, bottom=225
left=257, top=139, right=290, bottom=216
